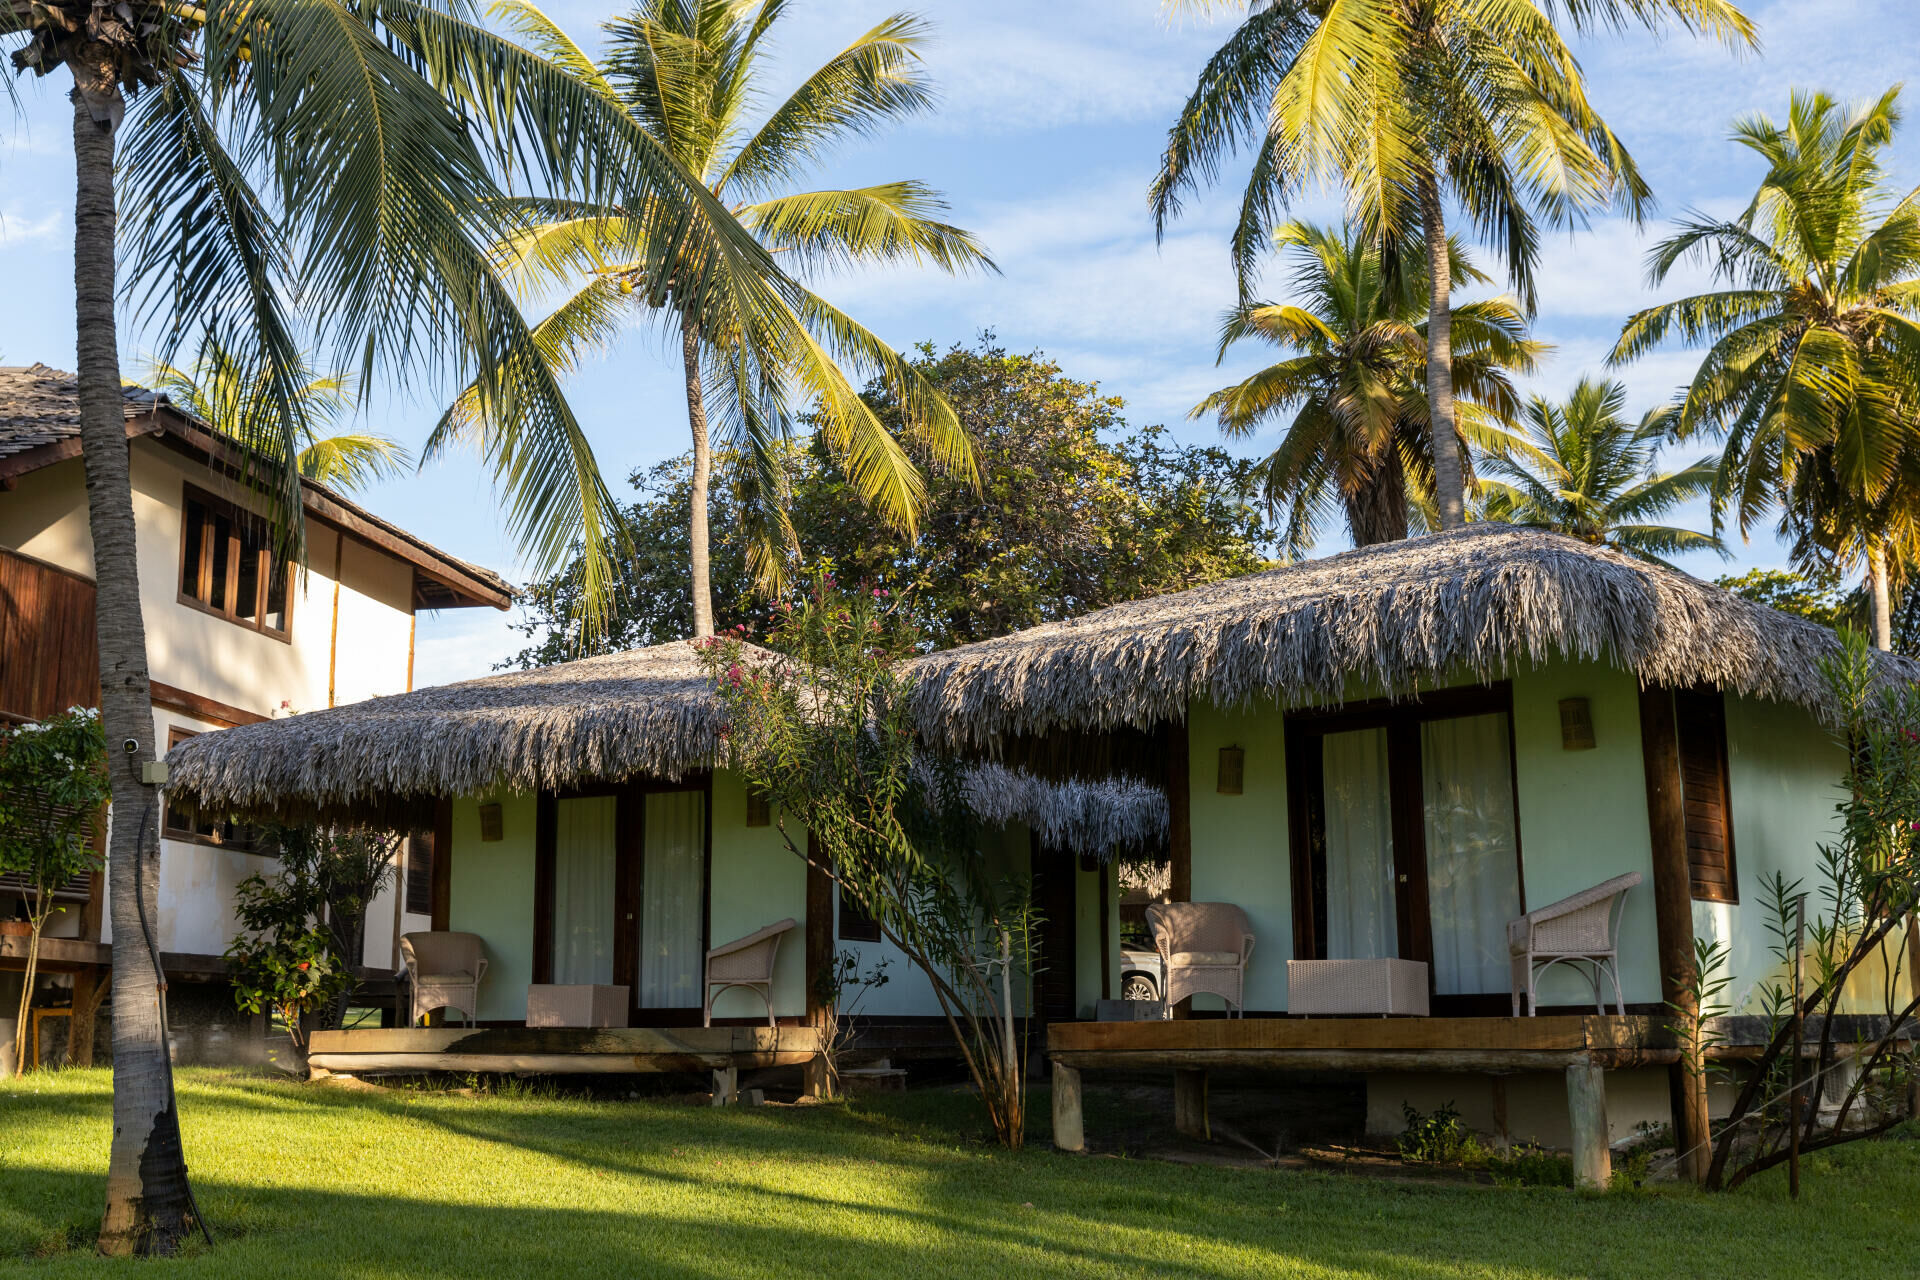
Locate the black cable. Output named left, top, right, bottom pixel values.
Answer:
left=131, top=785, right=215, bottom=1248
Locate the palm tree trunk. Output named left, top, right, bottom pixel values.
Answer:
left=681, top=317, right=715, bottom=638
left=1418, top=173, right=1467, bottom=532
left=1868, top=543, right=1893, bottom=652
left=1346, top=446, right=1410, bottom=546
left=68, top=90, right=199, bottom=1257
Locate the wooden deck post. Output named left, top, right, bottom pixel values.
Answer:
left=1173, top=1068, right=1209, bottom=1140
left=1164, top=717, right=1193, bottom=1020
left=1566, top=1060, right=1611, bottom=1191
left=803, top=1053, right=829, bottom=1100
left=1638, top=686, right=1710, bottom=1182
left=711, top=1065, right=738, bottom=1106
left=1051, top=1061, right=1085, bottom=1151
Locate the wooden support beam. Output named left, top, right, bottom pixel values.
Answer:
left=711, top=1065, right=739, bottom=1106
left=1051, top=1061, right=1085, bottom=1152
left=805, top=832, right=832, bottom=1029
left=430, top=797, right=452, bottom=933
left=1164, top=717, right=1193, bottom=1020
left=1566, top=1060, right=1611, bottom=1191
left=1638, top=685, right=1710, bottom=1183
left=803, top=1053, right=830, bottom=1100
left=1058, top=1048, right=1602, bottom=1072
left=1173, top=1068, right=1209, bottom=1140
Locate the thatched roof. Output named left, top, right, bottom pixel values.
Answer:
left=910, top=524, right=1920, bottom=752
left=163, top=639, right=1171, bottom=854
left=165, top=642, right=738, bottom=827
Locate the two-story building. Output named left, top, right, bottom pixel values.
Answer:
left=0, top=362, right=510, bottom=1068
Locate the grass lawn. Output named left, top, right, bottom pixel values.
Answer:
left=2, top=1069, right=1916, bottom=1278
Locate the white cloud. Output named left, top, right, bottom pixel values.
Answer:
left=411, top=608, right=526, bottom=687
left=0, top=207, right=62, bottom=246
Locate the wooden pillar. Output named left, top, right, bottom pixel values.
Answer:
left=1566, top=1060, right=1611, bottom=1190
left=1173, top=1067, right=1209, bottom=1140
left=67, top=969, right=106, bottom=1067
left=1164, top=718, right=1192, bottom=1019
left=711, top=1064, right=739, bottom=1106
left=805, top=833, right=832, bottom=1029
left=803, top=1054, right=830, bottom=1101
left=430, top=797, right=453, bottom=932
left=1051, top=1060, right=1085, bottom=1151
left=1638, top=686, right=1709, bottom=1182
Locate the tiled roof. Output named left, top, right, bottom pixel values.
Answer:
left=0, top=363, right=159, bottom=459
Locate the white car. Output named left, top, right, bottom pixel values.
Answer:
left=1119, top=948, right=1162, bottom=1002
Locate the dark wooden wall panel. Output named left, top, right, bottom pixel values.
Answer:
left=0, top=548, right=99, bottom=721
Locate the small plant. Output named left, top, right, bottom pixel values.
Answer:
left=813, top=949, right=891, bottom=1099
left=0, top=707, right=109, bottom=1075
left=1484, top=1143, right=1575, bottom=1188
left=1398, top=1102, right=1471, bottom=1164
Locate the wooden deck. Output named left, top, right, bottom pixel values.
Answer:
left=307, top=1024, right=823, bottom=1077
left=1047, top=1014, right=1678, bottom=1071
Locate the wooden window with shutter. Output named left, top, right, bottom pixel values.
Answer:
left=1674, top=689, right=1738, bottom=903
left=404, top=831, right=434, bottom=915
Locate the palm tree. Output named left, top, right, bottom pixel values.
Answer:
left=5, top=0, right=783, bottom=1253
left=147, top=339, right=410, bottom=495
left=1193, top=221, right=1541, bottom=552
left=1474, top=377, right=1723, bottom=564
left=1153, top=0, right=1755, bottom=532
left=1610, top=88, right=1920, bottom=648
left=463, top=0, right=994, bottom=637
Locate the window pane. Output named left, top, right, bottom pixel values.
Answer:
left=1420, top=712, right=1522, bottom=995
left=552, top=796, right=617, bottom=985
left=640, top=790, right=706, bottom=1008
left=262, top=556, right=288, bottom=632
left=1321, top=727, right=1397, bottom=960
left=235, top=546, right=261, bottom=622
left=207, top=514, right=231, bottom=611
left=180, top=503, right=205, bottom=600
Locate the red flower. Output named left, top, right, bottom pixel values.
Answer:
left=297, top=961, right=310, bottom=971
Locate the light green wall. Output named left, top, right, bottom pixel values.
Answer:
left=1507, top=661, right=1662, bottom=1006
left=1179, top=656, right=1867, bottom=1014
left=1072, top=860, right=1120, bottom=1017
left=707, top=771, right=809, bottom=1019
left=448, top=791, right=538, bottom=1023
left=1188, top=693, right=1294, bottom=1011
left=444, top=771, right=811, bottom=1024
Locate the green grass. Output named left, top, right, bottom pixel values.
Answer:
left=2, top=1069, right=1916, bottom=1278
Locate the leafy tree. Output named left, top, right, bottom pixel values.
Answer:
left=507, top=340, right=1272, bottom=665
left=145, top=337, right=410, bottom=495
left=225, top=825, right=401, bottom=1069
left=1715, top=568, right=1849, bottom=630
left=5, top=0, right=767, bottom=1251
left=0, top=708, right=109, bottom=1077
left=1475, top=376, right=1723, bottom=565
left=465, top=0, right=994, bottom=637
left=1612, top=87, right=1920, bottom=650
left=1153, top=0, right=1754, bottom=531
left=1192, top=221, right=1542, bottom=552
left=698, top=587, right=1038, bottom=1147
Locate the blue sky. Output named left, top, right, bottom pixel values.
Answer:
left=3, top=0, right=1914, bottom=685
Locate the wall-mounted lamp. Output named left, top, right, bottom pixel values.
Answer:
left=1217, top=744, right=1245, bottom=795
left=1558, top=698, right=1596, bottom=751
left=745, top=788, right=771, bottom=828
left=478, top=801, right=505, bottom=841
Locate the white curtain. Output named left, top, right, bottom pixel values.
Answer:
left=1322, top=727, right=1398, bottom=960
left=552, top=796, right=616, bottom=985
left=640, top=790, right=706, bottom=1008
left=1421, top=713, right=1522, bottom=995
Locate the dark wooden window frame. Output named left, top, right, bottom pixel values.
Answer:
left=160, top=726, right=265, bottom=853
left=533, top=775, right=714, bottom=1026
left=1673, top=687, right=1740, bottom=904
left=176, top=482, right=294, bottom=641
left=403, top=830, right=434, bottom=916
left=837, top=873, right=882, bottom=943
left=1284, top=682, right=1526, bottom=1012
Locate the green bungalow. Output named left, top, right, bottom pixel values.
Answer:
left=908, top=524, right=1920, bottom=1179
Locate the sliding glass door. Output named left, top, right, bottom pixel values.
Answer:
left=538, top=782, right=710, bottom=1022
left=1288, top=687, right=1524, bottom=1006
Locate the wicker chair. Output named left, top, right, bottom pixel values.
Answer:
left=1145, top=902, right=1256, bottom=1019
left=400, top=932, right=489, bottom=1027
left=1507, top=872, right=1642, bottom=1016
left=703, top=918, right=797, bottom=1028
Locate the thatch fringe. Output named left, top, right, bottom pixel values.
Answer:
left=909, top=524, right=1920, bottom=751
left=959, top=761, right=1168, bottom=858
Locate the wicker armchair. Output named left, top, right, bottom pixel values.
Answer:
left=1145, top=902, right=1256, bottom=1018
left=1507, top=872, right=1641, bottom=1016
left=703, top=918, right=797, bottom=1027
left=400, top=931, right=488, bottom=1027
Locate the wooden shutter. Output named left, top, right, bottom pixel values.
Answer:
left=1673, top=690, right=1738, bottom=903
left=0, top=548, right=99, bottom=722
left=404, top=831, right=435, bottom=915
